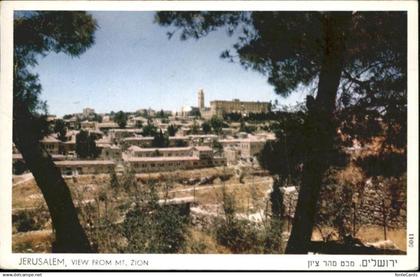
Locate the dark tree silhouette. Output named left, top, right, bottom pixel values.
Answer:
left=167, top=124, right=178, bottom=136
left=152, top=129, right=169, bottom=148
left=209, top=116, right=226, bottom=134
left=156, top=11, right=406, bottom=253
left=14, top=11, right=97, bottom=252
left=53, top=119, right=67, bottom=142
left=142, top=120, right=158, bottom=137
left=113, top=110, right=127, bottom=128
left=76, top=130, right=99, bottom=159
left=201, top=121, right=211, bottom=134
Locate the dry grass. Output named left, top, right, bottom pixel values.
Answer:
left=12, top=180, right=43, bottom=209
left=356, top=225, right=406, bottom=251
left=183, top=228, right=231, bottom=254
left=334, top=162, right=365, bottom=185
left=12, top=230, right=53, bottom=253
left=311, top=225, right=406, bottom=252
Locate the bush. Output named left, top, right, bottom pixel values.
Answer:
left=13, top=209, right=48, bottom=233
left=122, top=185, right=188, bottom=253
left=213, top=187, right=283, bottom=253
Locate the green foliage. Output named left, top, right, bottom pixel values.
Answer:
left=13, top=11, right=97, bottom=253
left=213, top=187, right=282, bottom=253
left=263, top=219, right=283, bottom=254
left=122, top=184, right=188, bottom=253
left=224, top=112, right=242, bottom=122
left=122, top=168, right=137, bottom=193
left=14, top=11, right=97, bottom=127
left=212, top=140, right=223, bottom=156
left=135, top=120, right=143, bottom=129
left=142, top=120, right=158, bottom=137
left=109, top=170, right=119, bottom=191
left=90, top=113, right=102, bottom=123
left=157, top=11, right=406, bottom=160
left=13, top=211, right=41, bottom=232
left=152, top=129, right=169, bottom=148
left=201, top=121, right=211, bottom=134
left=190, top=109, right=201, bottom=118
left=113, top=111, right=127, bottom=129
left=76, top=130, right=99, bottom=159
left=53, top=119, right=67, bottom=141
left=209, top=116, right=226, bottom=134
left=355, top=152, right=406, bottom=178
left=257, top=111, right=306, bottom=180
left=270, top=178, right=284, bottom=220
left=13, top=160, right=28, bottom=175
left=175, top=140, right=188, bottom=147
left=167, top=124, right=178, bottom=136
left=239, top=120, right=256, bottom=134
left=156, top=109, right=169, bottom=118
left=13, top=208, right=49, bottom=233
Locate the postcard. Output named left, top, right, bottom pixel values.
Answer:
left=0, top=0, right=418, bottom=271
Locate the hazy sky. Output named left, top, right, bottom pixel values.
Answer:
left=34, top=11, right=306, bottom=116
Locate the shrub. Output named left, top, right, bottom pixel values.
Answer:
left=122, top=185, right=188, bottom=253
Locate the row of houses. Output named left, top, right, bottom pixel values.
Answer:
left=52, top=145, right=225, bottom=175
left=120, top=134, right=218, bottom=148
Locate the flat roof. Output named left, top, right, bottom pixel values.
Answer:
left=219, top=138, right=266, bottom=143
left=109, top=128, right=142, bottom=132
left=13, top=154, right=66, bottom=160
left=124, top=156, right=199, bottom=162
left=122, top=136, right=154, bottom=141
left=130, top=146, right=192, bottom=152
left=193, top=146, right=212, bottom=151
left=55, top=160, right=115, bottom=166
left=210, top=100, right=270, bottom=105
left=40, top=136, right=60, bottom=143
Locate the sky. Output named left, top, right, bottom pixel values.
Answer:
left=34, top=11, right=306, bottom=116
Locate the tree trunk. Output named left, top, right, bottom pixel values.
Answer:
left=285, top=12, right=353, bottom=254
left=13, top=108, right=92, bottom=253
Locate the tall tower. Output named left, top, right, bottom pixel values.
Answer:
left=198, top=89, right=205, bottom=110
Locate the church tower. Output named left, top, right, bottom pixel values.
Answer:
left=198, top=89, right=205, bottom=110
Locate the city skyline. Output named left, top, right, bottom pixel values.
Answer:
left=33, top=11, right=306, bottom=116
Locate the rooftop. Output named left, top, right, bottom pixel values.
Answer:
left=122, top=136, right=154, bottom=141
left=129, top=146, right=192, bottom=152
left=55, top=160, right=115, bottom=166
left=124, top=156, right=199, bottom=162
left=40, top=135, right=60, bottom=143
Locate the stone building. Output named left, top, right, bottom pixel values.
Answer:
left=80, top=120, right=97, bottom=130
left=127, top=146, right=192, bottom=158
left=61, top=138, right=76, bottom=156
left=82, top=107, right=95, bottom=118
left=219, top=138, right=266, bottom=159
left=97, top=122, right=119, bottom=133
left=121, top=136, right=154, bottom=148
left=55, top=160, right=115, bottom=176
left=124, top=145, right=226, bottom=173
left=101, top=145, right=122, bottom=161
left=224, top=148, right=240, bottom=165
left=40, top=136, right=61, bottom=155
left=108, top=128, right=142, bottom=143
left=210, top=99, right=270, bottom=117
